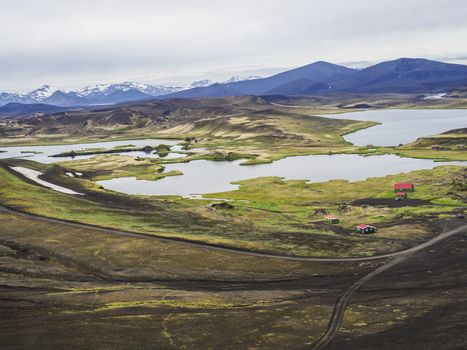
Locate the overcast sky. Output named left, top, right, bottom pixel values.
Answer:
left=2, top=0, right=467, bottom=92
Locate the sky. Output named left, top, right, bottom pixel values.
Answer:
left=1, top=0, right=467, bottom=92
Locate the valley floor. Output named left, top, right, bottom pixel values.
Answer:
left=1, top=207, right=466, bottom=349
left=0, top=96, right=466, bottom=349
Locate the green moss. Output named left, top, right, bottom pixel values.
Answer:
left=58, top=155, right=169, bottom=181
left=0, top=154, right=464, bottom=258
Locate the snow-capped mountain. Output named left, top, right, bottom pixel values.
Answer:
left=189, top=76, right=262, bottom=88
left=0, top=76, right=263, bottom=107
left=76, top=84, right=113, bottom=97
left=77, top=82, right=180, bottom=98
left=0, top=85, right=58, bottom=106
left=26, top=85, right=57, bottom=101
left=223, top=76, right=262, bottom=83
left=0, top=82, right=182, bottom=107
left=190, top=80, right=213, bottom=88
left=0, top=92, right=24, bottom=105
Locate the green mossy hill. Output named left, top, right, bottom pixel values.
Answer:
left=382, top=128, right=467, bottom=161
left=154, top=144, right=171, bottom=156
left=51, top=145, right=158, bottom=158
left=402, top=128, right=466, bottom=150
left=58, top=154, right=167, bottom=181
left=1, top=157, right=465, bottom=257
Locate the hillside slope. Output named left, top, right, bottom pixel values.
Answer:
left=167, top=58, right=467, bottom=98
left=0, top=103, right=70, bottom=118
left=169, top=61, right=355, bottom=98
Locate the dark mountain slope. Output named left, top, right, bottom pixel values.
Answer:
left=16, top=96, right=265, bottom=131
left=168, top=61, right=355, bottom=98
left=43, top=91, right=89, bottom=107
left=265, top=79, right=330, bottom=95
left=333, top=58, right=467, bottom=93
left=0, top=103, right=69, bottom=118
left=165, top=58, right=467, bottom=97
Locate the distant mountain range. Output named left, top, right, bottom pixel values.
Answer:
left=0, top=77, right=262, bottom=108
left=167, top=58, right=467, bottom=98
left=2, top=58, right=467, bottom=110
left=0, top=83, right=174, bottom=107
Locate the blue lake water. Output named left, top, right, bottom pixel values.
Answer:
left=0, top=138, right=184, bottom=163
left=1, top=109, right=466, bottom=197
left=321, top=109, right=467, bottom=146
left=96, top=154, right=466, bottom=197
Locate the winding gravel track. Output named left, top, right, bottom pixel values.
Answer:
left=311, top=223, right=467, bottom=350
left=0, top=205, right=467, bottom=262
left=1, top=204, right=466, bottom=349
left=1, top=204, right=466, bottom=263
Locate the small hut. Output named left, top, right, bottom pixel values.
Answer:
left=356, top=224, right=376, bottom=234
left=394, top=183, right=415, bottom=192
left=431, top=144, right=443, bottom=150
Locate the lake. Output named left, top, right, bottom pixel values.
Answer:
left=0, top=138, right=185, bottom=163
left=95, top=109, right=466, bottom=197
left=322, top=109, right=467, bottom=146
left=1, top=109, right=466, bottom=197
left=96, top=154, right=466, bottom=197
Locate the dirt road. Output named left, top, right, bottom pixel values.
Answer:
left=2, top=204, right=465, bottom=263
left=311, top=223, right=467, bottom=349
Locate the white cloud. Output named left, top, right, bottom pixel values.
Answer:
left=1, top=0, right=467, bottom=91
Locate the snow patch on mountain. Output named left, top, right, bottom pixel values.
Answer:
left=190, top=80, right=214, bottom=88
left=77, top=84, right=112, bottom=97
left=190, top=76, right=262, bottom=88
left=223, top=76, right=262, bottom=83
left=0, top=76, right=263, bottom=106
left=76, top=82, right=180, bottom=98
left=26, top=85, right=57, bottom=101
left=0, top=92, right=24, bottom=105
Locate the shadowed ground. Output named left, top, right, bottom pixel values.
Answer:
left=1, top=209, right=466, bottom=349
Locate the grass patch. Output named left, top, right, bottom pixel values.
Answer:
left=0, top=158, right=464, bottom=257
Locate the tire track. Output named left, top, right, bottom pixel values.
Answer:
left=310, top=223, right=467, bottom=350
left=1, top=204, right=466, bottom=348
left=1, top=204, right=466, bottom=263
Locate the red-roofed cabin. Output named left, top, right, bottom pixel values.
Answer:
left=356, top=224, right=376, bottom=234
left=396, top=191, right=407, bottom=199
left=394, top=183, right=414, bottom=192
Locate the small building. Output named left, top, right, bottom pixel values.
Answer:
left=356, top=224, right=376, bottom=234
left=457, top=144, right=465, bottom=150
left=396, top=191, right=407, bottom=199
left=394, top=183, right=415, bottom=192
left=324, top=214, right=340, bottom=224
left=431, top=144, right=443, bottom=150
